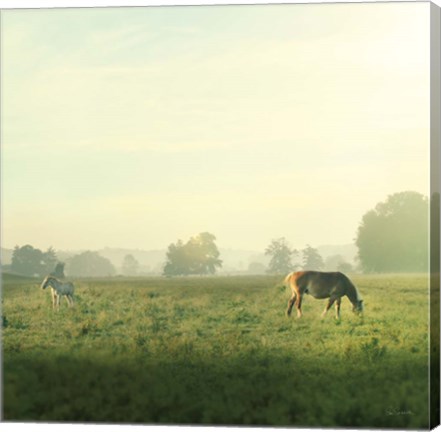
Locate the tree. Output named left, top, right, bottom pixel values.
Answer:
left=122, top=254, right=139, bottom=276
left=163, top=240, right=187, bottom=276
left=11, top=245, right=43, bottom=277
left=10, top=245, right=59, bottom=277
left=356, top=191, right=428, bottom=272
left=66, top=251, right=116, bottom=277
left=187, top=232, right=222, bottom=275
left=163, top=232, right=222, bottom=276
left=302, top=245, right=324, bottom=270
left=265, top=238, right=296, bottom=274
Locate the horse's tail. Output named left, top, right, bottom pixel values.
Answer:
left=283, top=272, right=295, bottom=291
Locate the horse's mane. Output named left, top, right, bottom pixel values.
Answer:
left=44, top=275, right=56, bottom=282
left=344, top=276, right=362, bottom=304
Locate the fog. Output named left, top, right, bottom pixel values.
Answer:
left=1, top=2, right=430, bottom=253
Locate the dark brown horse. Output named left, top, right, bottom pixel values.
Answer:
left=285, top=271, right=363, bottom=319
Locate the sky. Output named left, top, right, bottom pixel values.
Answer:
left=1, top=1, right=431, bottom=252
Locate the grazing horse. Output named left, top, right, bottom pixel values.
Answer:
left=285, top=271, right=363, bottom=319
left=41, top=276, right=75, bottom=309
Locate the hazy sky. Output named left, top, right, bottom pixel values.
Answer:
left=1, top=2, right=430, bottom=252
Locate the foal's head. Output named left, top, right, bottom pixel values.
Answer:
left=40, top=276, right=53, bottom=290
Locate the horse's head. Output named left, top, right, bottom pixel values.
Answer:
left=353, top=299, right=364, bottom=314
left=40, top=276, right=50, bottom=290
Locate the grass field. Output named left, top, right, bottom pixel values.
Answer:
left=2, top=273, right=430, bottom=428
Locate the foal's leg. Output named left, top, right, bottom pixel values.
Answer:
left=286, top=293, right=297, bottom=316
left=68, top=294, right=74, bottom=307
left=322, top=297, right=336, bottom=318
left=51, top=289, right=56, bottom=309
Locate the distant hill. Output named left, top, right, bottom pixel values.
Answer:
left=317, top=244, right=357, bottom=264
left=98, top=248, right=166, bottom=274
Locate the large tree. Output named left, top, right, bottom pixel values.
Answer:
left=265, top=238, right=296, bottom=274
left=163, top=240, right=188, bottom=276
left=355, top=191, right=428, bottom=272
left=163, top=232, right=222, bottom=276
left=66, top=251, right=116, bottom=277
left=11, top=245, right=59, bottom=277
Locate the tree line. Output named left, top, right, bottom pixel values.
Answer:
left=263, top=240, right=353, bottom=275
left=8, top=248, right=119, bottom=278
left=265, top=191, right=428, bottom=274
left=5, top=190, right=429, bottom=278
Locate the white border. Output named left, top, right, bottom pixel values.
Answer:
left=0, top=0, right=439, bottom=8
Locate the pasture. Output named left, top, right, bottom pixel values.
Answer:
left=2, top=273, right=430, bottom=428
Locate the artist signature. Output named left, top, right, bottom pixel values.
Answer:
left=386, top=407, right=414, bottom=416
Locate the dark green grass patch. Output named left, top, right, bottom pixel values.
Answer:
left=3, top=348, right=428, bottom=428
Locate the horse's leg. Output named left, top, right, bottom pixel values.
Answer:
left=56, top=293, right=61, bottom=310
left=295, top=294, right=303, bottom=318
left=335, top=298, right=341, bottom=320
left=69, top=294, right=74, bottom=307
left=321, top=297, right=336, bottom=318
left=286, top=293, right=297, bottom=317
left=65, top=295, right=70, bottom=307
left=51, top=289, right=56, bottom=309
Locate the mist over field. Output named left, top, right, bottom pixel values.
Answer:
left=2, top=2, right=429, bottom=256
left=1, top=243, right=357, bottom=275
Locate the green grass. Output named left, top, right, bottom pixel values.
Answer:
left=2, top=273, right=430, bottom=427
